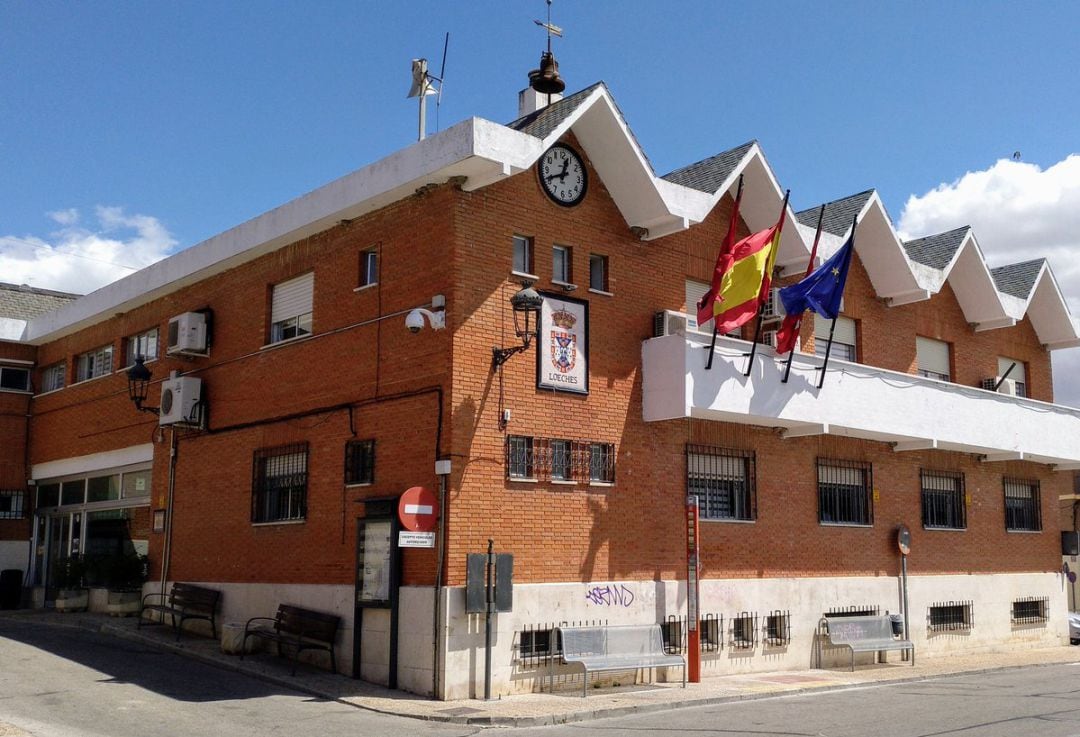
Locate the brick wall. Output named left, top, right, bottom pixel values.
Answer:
left=0, top=342, right=37, bottom=544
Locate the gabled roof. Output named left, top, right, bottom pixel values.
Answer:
left=795, top=190, right=874, bottom=237
left=660, top=141, right=757, bottom=193
left=991, top=259, right=1045, bottom=299
left=508, top=83, right=603, bottom=139
left=902, top=226, right=970, bottom=270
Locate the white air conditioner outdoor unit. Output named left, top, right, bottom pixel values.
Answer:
left=762, top=288, right=786, bottom=320
left=167, top=312, right=208, bottom=355
left=653, top=310, right=691, bottom=337
left=981, top=377, right=1018, bottom=396
left=159, top=374, right=203, bottom=426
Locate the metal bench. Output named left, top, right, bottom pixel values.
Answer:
left=818, top=614, right=914, bottom=671
left=241, top=604, right=340, bottom=675
left=139, top=583, right=221, bottom=642
left=553, top=624, right=686, bottom=697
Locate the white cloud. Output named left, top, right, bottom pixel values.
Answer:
left=0, top=206, right=176, bottom=295
left=898, top=155, right=1080, bottom=408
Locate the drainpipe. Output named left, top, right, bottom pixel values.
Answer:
left=432, top=460, right=450, bottom=699
left=158, top=429, right=178, bottom=595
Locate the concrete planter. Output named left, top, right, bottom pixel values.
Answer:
left=106, top=590, right=142, bottom=617
left=54, top=588, right=88, bottom=612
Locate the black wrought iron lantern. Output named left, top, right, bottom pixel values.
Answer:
left=492, top=281, right=544, bottom=370
left=126, top=356, right=157, bottom=414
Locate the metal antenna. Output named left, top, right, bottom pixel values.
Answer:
left=435, top=32, right=449, bottom=134
left=407, top=33, right=449, bottom=142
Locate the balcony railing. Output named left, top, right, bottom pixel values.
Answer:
left=642, top=313, right=1080, bottom=468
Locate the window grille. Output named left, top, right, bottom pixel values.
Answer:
left=817, top=458, right=872, bottom=525
left=730, top=612, right=757, bottom=649
left=41, top=362, right=65, bottom=393
left=825, top=605, right=880, bottom=618
left=928, top=601, right=973, bottom=631
left=686, top=445, right=756, bottom=521
left=344, top=439, right=375, bottom=485
left=1004, top=478, right=1041, bottom=531
left=765, top=610, right=792, bottom=647
left=518, top=626, right=558, bottom=666
left=0, top=490, right=25, bottom=520
left=252, top=442, right=309, bottom=523
left=506, top=436, right=614, bottom=484
left=1011, top=596, right=1048, bottom=625
left=76, top=345, right=113, bottom=382
left=661, top=615, right=685, bottom=654
left=921, top=470, right=966, bottom=529
left=700, top=613, right=723, bottom=652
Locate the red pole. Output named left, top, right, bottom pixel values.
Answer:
left=686, top=496, right=701, bottom=682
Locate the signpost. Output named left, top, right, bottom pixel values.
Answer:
left=686, top=496, right=701, bottom=682
left=897, top=524, right=911, bottom=658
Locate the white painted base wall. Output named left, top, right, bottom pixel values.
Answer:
left=0, top=541, right=29, bottom=575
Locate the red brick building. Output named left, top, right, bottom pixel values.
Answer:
left=2, top=83, right=1079, bottom=698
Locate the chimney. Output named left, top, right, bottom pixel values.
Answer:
left=518, top=87, right=563, bottom=118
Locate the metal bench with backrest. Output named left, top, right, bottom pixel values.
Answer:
left=553, top=624, right=686, bottom=697
left=818, top=614, right=914, bottom=671
left=241, top=604, right=340, bottom=675
left=138, top=583, right=221, bottom=642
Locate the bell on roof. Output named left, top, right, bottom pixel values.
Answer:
left=529, top=50, right=565, bottom=95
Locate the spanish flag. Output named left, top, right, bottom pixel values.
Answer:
left=698, top=196, right=787, bottom=335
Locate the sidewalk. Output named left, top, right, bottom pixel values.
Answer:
left=2, top=608, right=1078, bottom=727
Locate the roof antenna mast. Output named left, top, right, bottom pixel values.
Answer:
left=407, top=32, right=450, bottom=142
left=529, top=0, right=565, bottom=103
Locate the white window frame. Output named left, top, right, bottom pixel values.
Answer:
left=916, top=336, right=951, bottom=382
left=270, top=272, right=314, bottom=344
left=359, top=249, right=378, bottom=288
left=998, top=356, right=1027, bottom=397
left=552, top=245, right=572, bottom=285
left=0, top=365, right=31, bottom=393
left=815, top=315, right=856, bottom=362
left=41, top=362, right=66, bottom=393
left=589, top=254, right=609, bottom=293
left=76, top=345, right=114, bottom=383
left=512, top=235, right=535, bottom=277
left=126, top=327, right=159, bottom=366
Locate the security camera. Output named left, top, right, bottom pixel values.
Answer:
left=405, top=309, right=426, bottom=334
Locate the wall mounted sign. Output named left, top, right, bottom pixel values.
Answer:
left=537, top=293, right=589, bottom=394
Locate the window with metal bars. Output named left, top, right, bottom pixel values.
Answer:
left=1011, top=596, right=1048, bottom=624
left=1004, top=478, right=1041, bottom=531
left=686, top=445, right=756, bottom=521
left=817, top=459, right=872, bottom=526
left=825, top=605, right=880, bottom=618
left=730, top=612, right=757, bottom=649
left=518, top=628, right=557, bottom=663
left=661, top=616, right=684, bottom=654
left=344, top=439, right=375, bottom=485
left=252, top=443, right=308, bottom=523
left=765, top=611, right=792, bottom=647
left=700, top=614, right=722, bottom=652
left=506, top=436, right=614, bottom=484
left=921, top=470, right=965, bottom=530
left=928, top=601, right=973, bottom=631
left=0, top=490, right=25, bottom=520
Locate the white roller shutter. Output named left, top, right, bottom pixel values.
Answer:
left=271, top=272, right=314, bottom=323
left=814, top=314, right=856, bottom=345
left=916, top=336, right=950, bottom=378
left=997, top=357, right=1026, bottom=384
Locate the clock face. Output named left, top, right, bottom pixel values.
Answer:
left=538, top=144, right=587, bottom=206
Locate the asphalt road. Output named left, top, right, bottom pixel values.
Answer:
left=4, top=617, right=1080, bottom=737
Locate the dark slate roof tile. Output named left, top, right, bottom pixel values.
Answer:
left=991, top=259, right=1045, bottom=299
left=0, top=282, right=79, bottom=321
left=507, top=82, right=604, bottom=139
left=902, top=226, right=970, bottom=270
left=795, top=189, right=875, bottom=236
left=660, top=141, right=757, bottom=194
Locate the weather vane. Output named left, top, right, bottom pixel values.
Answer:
left=529, top=0, right=565, bottom=96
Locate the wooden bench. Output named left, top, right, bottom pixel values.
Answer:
left=818, top=614, right=914, bottom=671
left=241, top=604, right=340, bottom=675
left=138, top=583, right=221, bottom=642
left=553, top=624, right=686, bottom=697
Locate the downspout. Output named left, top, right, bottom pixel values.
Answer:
left=158, top=429, right=178, bottom=594
left=433, top=469, right=447, bottom=698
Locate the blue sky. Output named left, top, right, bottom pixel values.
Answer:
left=3, top=1, right=1080, bottom=398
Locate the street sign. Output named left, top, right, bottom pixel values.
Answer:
left=398, top=531, right=435, bottom=548
left=398, top=486, right=438, bottom=532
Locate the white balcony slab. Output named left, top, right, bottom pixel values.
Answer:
left=642, top=329, right=1080, bottom=467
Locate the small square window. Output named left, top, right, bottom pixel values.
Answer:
left=817, top=458, right=872, bottom=526
left=41, top=363, right=66, bottom=393
left=345, top=439, right=375, bottom=485
left=360, top=249, right=378, bottom=288
left=589, top=254, right=608, bottom=292
left=730, top=613, right=756, bottom=649
left=553, top=245, right=572, bottom=285
left=76, top=345, right=113, bottom=382
left=126, top=327, right=159, bottom=366
left=512, top=235, right=534, bottom=275
left=921, top=470, right=966, bottom=530
left=252, top=443, right=308, bottom=523
left=0, top=366, right=30, bottom=392
left=550, top=439, right=571, bottom=480
left=507, top=436, right=534, bottom=479
left=589, top=443, right=614, bottom=483
left=0, top=490, right=25, bottom=520
left=1004, top=478, right=1041, bottom=531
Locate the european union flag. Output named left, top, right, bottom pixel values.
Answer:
left=778, top=233, right=854, bottom=320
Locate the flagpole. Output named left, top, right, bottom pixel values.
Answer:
left=743, top=189, right=789, bottom=377
left=782, top=204, right=825, bottom=383
left=703, top=175, right=744, bottom=371
left=705, top=323, right=720, bottom=370
left=815, top=213, right=858, bottom=389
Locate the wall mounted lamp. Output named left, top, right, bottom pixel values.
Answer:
left=491, top=281, right=544, bottom=370
left=126, top=356, right=158, bottom=414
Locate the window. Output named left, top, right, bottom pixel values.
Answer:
left=765, top=611, right=791, bottom=647
left=0, top=490, right=25, bottom=520
left=512, top=235, right=534, bottom=275
left=344, top=439, right=375, bottom=485
left=552, top=245, right=572, bottom=285
left=916, top=336, right=951, bottom=381
left=589, top=443, right=614, bottom=483
left=700, top=615, right=722, bottom=652
left=1011, top=596, right=1048, bottom=624
left=730, top=612, right=757, bottom=649
left=41, top=362, right=65, bottom=393
left=818, top=459, right=872, bottom=526
left=550, top=439, right=571, bottom=480
left=518, top=628, right=557, bottom=664
left=76, top=345, right=113, bottom=382
left=359, top=249, right=378, bottom=288
left=589, top=254, right=608, bottom=292
left=252, top=443, right=308, bottom=523
left=87, top=474, right=120, bottom=503
left=126, top=327, right=159, bottom=366
left=687, top=445, right=755, bottom=521
left=1004, top=478, right=1041, bottom=531
left=815, top=315, right=856, bottom=362
left=997, top=356, right=1027, bottom=397
left=507, top=436, right=534, bottom=480
left=661, top=619, right=684, bottom=654
left=0, top=365, right=30, bottom=392
left=921, top=470, right=966, bottom=529
left=270, top=272, right=314, bottom=344
left=928, top=601, right=973, bottom=631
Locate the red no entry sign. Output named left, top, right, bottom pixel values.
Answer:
left=398, top=486, right=438, bottom=532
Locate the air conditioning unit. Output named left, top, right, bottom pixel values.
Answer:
left=159, top=374, right=203, bottom=426
left=653, top=310, right=691, bottom=337
left=762, top=288, right=786, bottom=320
left=167, top=312, right=208, bottom=356
left=981, top=377, right=1018, bottom=396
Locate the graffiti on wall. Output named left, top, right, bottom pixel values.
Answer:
left=584, top=583, right=635, bottom=607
